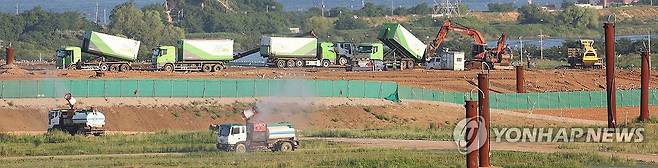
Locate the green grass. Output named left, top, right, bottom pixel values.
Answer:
left=300, top=128, right=453, bottom=141
left=557, top=123, right=658, bottom=155
left=0, top=149, right=649, bottom=167
left=0, top=131, right=217, bottom=157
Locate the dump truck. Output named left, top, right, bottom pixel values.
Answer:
left=260, top=36, right=384, bottom=68
left=215, top=108, right=298, bottom=152
left=376, top=23, right=427, bottom=70
left=261, top=36, right=333, bottom=68
left=56, top=31, right=141, bottom=71
left=567, top=39, right=602, bottom=68
left=47, top=93, right=105, bottom=136
left=151, top=39, right=244, bottom=72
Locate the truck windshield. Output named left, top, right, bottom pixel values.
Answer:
left=219, top=126, right=231, bottom=136
left=56, top=50, right=68, bottom=58
left=151, top=49, right=161, bottom=57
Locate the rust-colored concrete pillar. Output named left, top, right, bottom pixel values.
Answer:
left=477, top=73, right=490, bottom=167
left=5, top=47, right=14, bottom=65
left=604, top=22, right=617, bottom=128
left=465, top=100, right=479, bottom=168
left=640, top=51, right=650, bottom=121
left=515, top=66, right=526, bottom=93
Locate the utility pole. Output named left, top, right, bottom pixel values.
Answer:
left=519, top=36, right=524, bottom=64
left=103, top=8, right=107, bottom=25
left=321, top=0, right=325, bottom=17
left=15, top=0, right=19, bottom=15
left=539, top=30, right=544, bottom=60
left=95, top=0, right=100, bottom=24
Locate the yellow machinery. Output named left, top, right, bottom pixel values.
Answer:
left=567, top=40, right=602, bottom=68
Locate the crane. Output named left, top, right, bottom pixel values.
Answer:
left=424, top=19, right=512, bottom=69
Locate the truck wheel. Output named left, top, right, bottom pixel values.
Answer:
left=322, top=60, right=331, bottom=67
left=109, top=65, right=119, bottom=72
left=119, top=64, right=130, bottom=72
left=164, top=64, right=174, bottom=72
left=338, top=57, right=349, bottom=66
left=212, top=64, right=224, bottom=72
left=278, top=142, right=293, bottom=152
left=400, top=61, right=407, bottom=70
left=287, top=60, right=296, bottom=68
left=276, top=60, right=286, bottom=68
left=202, top=64, right=213, bottom=72
left=407, top=61, right=415, bottom=69
left=295, top=60, right=304, bottom=67
left=235, top=143, right=247, bottom=153
left=100, top=64, right=109, bottom=71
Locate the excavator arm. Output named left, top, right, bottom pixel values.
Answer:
left=425, top=19, right=487, bottom=59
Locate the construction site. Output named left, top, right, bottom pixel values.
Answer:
left=1, top=0, right=658, bottom=167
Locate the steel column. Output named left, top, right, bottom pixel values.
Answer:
left=641, top=51, right=650, bottom=121
left=465, top=100, right=479, bottom=168
left=515, top=66, right=526, bottom=93
left=604, top=22, right=617, bottom=128
left=477, top=73, right=490, bottom=167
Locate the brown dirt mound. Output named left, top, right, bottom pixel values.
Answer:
left=0, top=99, right=573, bottom=132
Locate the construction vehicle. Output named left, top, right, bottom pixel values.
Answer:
left=260, top=37, right=382, bottom=68
left=345, top=43, right=386, bottom=71
left=151, top=39, right=246, bottom=72
left=215, top=107, right=298, bottom=153
left=372, top=19, right=512, bottom=71
left=425, top=19, right=512, bottom=70
left=567, top=39, right=602, bottom=68
left=56, top=31, right=142, bottom=71
left=47, top=93, right=105, bottom=136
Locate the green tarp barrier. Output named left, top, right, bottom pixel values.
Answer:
left=1, top=79, right=656, bottom=110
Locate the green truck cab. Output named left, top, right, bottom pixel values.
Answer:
left=151, top=46, right=177, bottom=70
left=56, top=47, right=82, bottom=69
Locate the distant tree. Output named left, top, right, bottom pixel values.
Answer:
left=334, top=16, right=369, bottom=30
left=328, top=7, right=352, bottom=17
left=305, top=7, right=323, bottom=17
left=561, top=0, right=576, bottom=9
left=487, top=3, right=515, bottom=12
left=556, top=6, right=598, bottom=28
left=410, top=3, right=432, bottom=15
left=303, top=16, right=333, bottom=34
left=412, top=16, right=438, bottom=27
left=357, top=2, right=388, bottom=17
left=517, top=4, right=555, bottom=24
left=393, top=7, right=410, bottom=16
left=109, top=2, right=184, bottom=60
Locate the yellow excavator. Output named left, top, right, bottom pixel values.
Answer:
left=567, top=40, right=602, bottom=68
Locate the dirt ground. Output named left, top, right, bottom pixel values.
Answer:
left=2, top=63, right=657, bottom=93
left=519, top=106, right=658, bottom=122
left=0, top=98, right=581, bottom=133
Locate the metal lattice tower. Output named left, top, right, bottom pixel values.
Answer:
left=433, top=0, right=461, bottom=17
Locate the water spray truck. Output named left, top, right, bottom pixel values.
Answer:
left=151, top=39, right=248, bottom=72
left=215, top=107, right=298, bottom=152
left=47, top=93, right=106, bottom=136
left=56, top=31, right=142, bottom=71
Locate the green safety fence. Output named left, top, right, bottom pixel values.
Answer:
left=1, top=79, right=656, bottom=110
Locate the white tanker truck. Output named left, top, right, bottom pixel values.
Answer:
left=47, top=93, right=106, bottom=136
left=214, top=107, right=298, bottom=152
